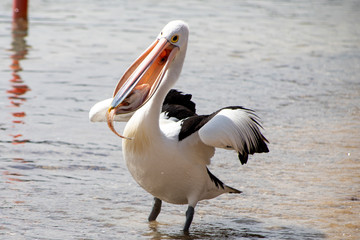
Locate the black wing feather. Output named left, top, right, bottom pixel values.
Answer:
left=162, top=89, right=197, bottom=120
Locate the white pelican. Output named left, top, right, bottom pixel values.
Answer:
left=89, top=20, right=269, bottom=232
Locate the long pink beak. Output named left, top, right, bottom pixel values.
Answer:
left=107, top=37, right=179, bottom=139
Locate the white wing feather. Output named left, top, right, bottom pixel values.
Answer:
left=198, top=108, right=264, bottom=153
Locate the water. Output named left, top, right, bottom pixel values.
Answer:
left=1, top=0, right=359, bottom=239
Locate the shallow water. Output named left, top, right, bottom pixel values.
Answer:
left=1, top=0, right=359, bottom=239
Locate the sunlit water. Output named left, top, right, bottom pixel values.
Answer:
left=1, top=0, right=359, bottom=239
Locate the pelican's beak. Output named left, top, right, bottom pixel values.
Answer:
left=107, top=38, right=179, bottom=139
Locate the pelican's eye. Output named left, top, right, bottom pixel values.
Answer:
left=171, top=34, right=179, bottom=43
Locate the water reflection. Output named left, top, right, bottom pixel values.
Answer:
left=7, top=7, right=30, bottom=145
left=3, top=171, right=25, bottom=183
left=145, top=218, right=326, bottom=240
left=3, top=3, right=31, bottom=184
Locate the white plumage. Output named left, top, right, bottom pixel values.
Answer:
left=199, top=108, right=266, bottom=159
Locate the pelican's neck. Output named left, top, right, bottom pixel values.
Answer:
left=125, top=45, right=187, bottom=140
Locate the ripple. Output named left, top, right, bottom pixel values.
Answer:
left=8, top=164, right=111, bottom=172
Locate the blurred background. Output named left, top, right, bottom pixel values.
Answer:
left=1, top=0, right=359, bottom=239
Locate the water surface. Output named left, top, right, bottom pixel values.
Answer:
left=1, top=0, right=359, bottom=239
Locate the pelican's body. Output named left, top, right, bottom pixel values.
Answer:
left=89, top=21, right=269, bottom=232
left=123, top=105, right=229, bottom=206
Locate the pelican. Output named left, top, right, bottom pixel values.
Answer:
left=89, top=20, right=269, bottom=232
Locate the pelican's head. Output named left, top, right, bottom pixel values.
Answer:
left=106, top=20, right=189, bottom=138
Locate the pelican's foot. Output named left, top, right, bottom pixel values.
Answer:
left=148, top=197, right=162, bottom=221
left=183, top=206, right=195, bottom=232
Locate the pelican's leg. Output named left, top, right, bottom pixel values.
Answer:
left=183, top=206, right=195, bottom=232
left=148, top=197, right=162, bottom=221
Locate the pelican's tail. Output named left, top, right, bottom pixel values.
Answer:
left=225, top=185, right=242, bottom=194
left=206, top=168, right=242, bottom=194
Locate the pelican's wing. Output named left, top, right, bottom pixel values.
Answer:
left=161, top=89, right=197, bottom=120
left=184, top=107, right=269, bottom=165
